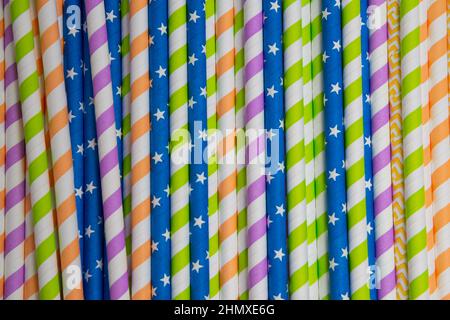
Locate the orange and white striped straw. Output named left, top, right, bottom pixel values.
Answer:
left=36, top=0, right=83, bottom=299
left=24, top=183, right=38, bottom=300
left=129, top=0, right=151, bottom=300
left=427, top=0, right=449, bottom=300
left=215, top=1, right=239, bottom=299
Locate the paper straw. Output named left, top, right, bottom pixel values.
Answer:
left=104, top=0, right=122, bottom=176
left=120, top=0, right=132, bottom=274
left=321, top=0, right=351, bottom=300
left=168, top=0, right=190, bottom=300
left=149, top=0, right=172, bottom=300
left=341, top=0, right=370, bottom=299
left=24, top=185, right=38, bottom=300
left=10, top=0, right=61, bottom=300
left=129, top=0, right=151, bottom=300
left=215, top=0, right=239, bottom=299
left=399, top=0, right=429, bottom=300
left=283, top=0, right=308, bottom=300
left=243, top=0, right=268, bottom=300
left=81, top=16, right=108, bottom=299
left=56, top=0, right=63, bottom=41
left=205, top=0, right=220, bottom=300
left=301, top=0, right=319, bottom=300
left=85, top=0, right=129, bottom=300
left=367, top=0, right=396, bottom=300
left=263, top=0, right=288, bottom=300
left=187, top=0, right=210, bottom=300
left=36, top=0, right=83, bottom=299
left=360, top=0, right=377, bottom=300
left=63, top=0, right=84, bottom=253
left=3, top=0, right=25, bottom=299
left=427, top=0, right=450, bottom=300
left=0, top=1, right=4, bottom=300
left=387, top=0, right=408, bottom=300
left=234, top=0, right=248, bottom=301
left=311, top=0, right=329, bottom=300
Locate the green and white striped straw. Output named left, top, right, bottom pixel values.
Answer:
left=399, top=0, right=429, bottom=300
left=310, top=0, right=328, bottom=300
left=205, top=0, right=220, bottom=300
left=283, top=0, right=309, bottom=299
left=10, top=0, right=60, bottom=300
left=341, top=0, right=370, bottom=299
left=168, top=0, right=190, bottom=300
left=301, top=0, right=319, bottom=299
left=234, top=0, right=248, bottom=301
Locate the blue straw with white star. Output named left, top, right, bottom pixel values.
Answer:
left=81, top=3, right=109, bottom=299
left=186, top=0, right=210, bottom=300
left=321, top=0, right=350, bottom=300
left=149, top=0, right=171, bottom=300
left=63, top=0, right=84, bottom=253
left=104, top=0, right=123, bottom=173
left=263, top=0, right=288, bottom=301
left=360, top=0, right=377, bottom=300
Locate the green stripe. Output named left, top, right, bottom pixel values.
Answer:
left=409, top=270, right=429, bottom=299
left=171, top=205, right=189, bottom=234
left=35, top=232, right=57, bottom=267
left=39, top=275, right=60, bottom=300
left=31, top=191, right=53, bottom=224
left=13, top=31, right=34, bottom=62
left=168, top=5, right=186, bottom=36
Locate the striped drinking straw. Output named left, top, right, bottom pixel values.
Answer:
left=149, top=0, right=172, bottom=300
left=10, top=0, right=61, bottom=300
left=234, top=0, right=248, bottom=301
left=427, top=0, right=450, bottom=300
left=168, top=0, right=191, bottom=300
left=341, top=0, right=370, bottom=299
left=399, top=0, right=429, bottom=300
left=85, top=0, right=129, bottom=300
left=283, top=0, right=308, bottom=300
left=4, top=0, right=25, bottom=299
left=367, top=0, right=396, bottom=300
left=215, top=0, right=239, bottom=299
left=36, top=0, right=83, bottom=299
left=24, top=184, right=38, bottom=300
left=205, top=0, right=220, bottom=300
left=0, top=1, right=4, bottom=300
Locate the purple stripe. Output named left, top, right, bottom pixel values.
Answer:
left=95, top=105, right=115, bottom=137
left=92, top=66, right=112, bottom=95
left=108, top=271, right=129, bottom=300
left=106, top=229, right=126, bottom=263
left=5, top=103, right=22, bottom=130
left=369, top=23, right=387, bottom=52
left=372, top=145, right=391, bottom=175
left=371, top=104, right=389, bottom=132
left=85, top=0, right=103, bottom=14
left=374, top=186, right=392, bottom=216
left=99, top=148, right=119, bottom=180
left=247, top=215, right=267, bottom=247
left=4, top=25, right=13, bottom=47
left=4, top=265, right=25, bottom=298
left=244, top=53, right=264, bottom=82
left=4, top=223, right=25, bottom=254
left=89, top=25, right=108, bottom=55
left=244, top=12, right=263, bottom=40
left=378, top=269, right=396, bottom=299
left=369, top=63, right=389, bottom=92
left=245, top=94, right=264, bottom=123
left=369, top=0, right=385, bottom=6
left=5, top=64, right=18, bottom=88
left=246, top=134, right=265, bottom=162
left=375, top=227, right=395, bottom=257
left=5, top=141, right=25, bottom=170
left=102, top=188, right=122, bottom=220
left=5, top=180, right=26, bottom=212
left=248, top=258, right=268, bottom=288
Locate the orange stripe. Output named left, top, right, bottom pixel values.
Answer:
left=435, top=248, right=450, bottom=277
left=51, top=150, right=72, bottom=183
left=44, top=65, right=64, bottom=97
left=131, top=198, right=151, bottom=228
left=217, top=131, right=235, bottom=158
left=40, top=22, right=59, bottom=53
left=219, top=255, right=238, bottom=286
left=64, top=287, right=83, bottom=300
left=56, top=193, right=76, bottom=226
left=217, top=91, right=235, bottom=118
left=25, top=235, right=35, bottom=256
left=429, top=79, right=448, bottom=112
left=24, top=275, right=39, bottom=300
left=132, top=283, right=152, bottom=300
left=215, top=9, right=234, bottom=38
left=219, top=212, right=237, bottom=241
left=433, top=203, right=450, bottom=233
left=130, top=0, right=147, bottom=15
left=131, top=115, right=151, bottom=143
left=130, top=32, right=148, bottom=59
left=218, top=170, right=236, bottom=201
left=431, top=161, right=449, bottom=191
left=130, top=73, right=150, bottom=102
left=48, top=108, right=69, bottom=139
left=131, top=240, right=151, bottom=270
left=216, top=50, right=234, bottom=77
left=60, top=238, right=80, bottom=270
